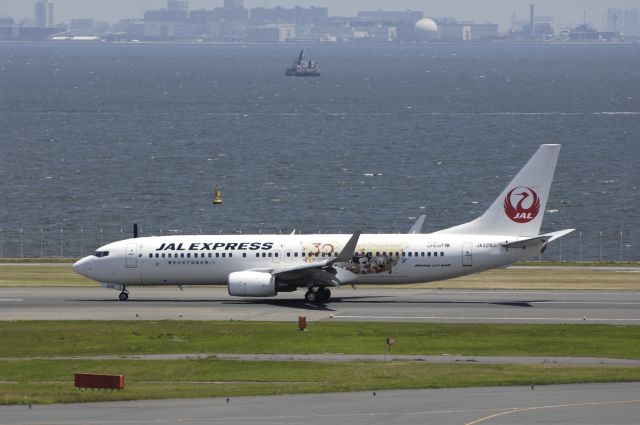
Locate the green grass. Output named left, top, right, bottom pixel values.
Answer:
left=0, top=265, right=93, bottom=286
left=517, top=261, right=640, bottom=267
left=2, top=359, right=640, bottom=405
left=2, top=321, right=640, bottom=359
left=0, top=258, right=76, bottom=264
left=2, top=321, right=640, bottom=404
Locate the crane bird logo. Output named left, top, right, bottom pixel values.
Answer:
left=504, top=186, right=540, bottom=223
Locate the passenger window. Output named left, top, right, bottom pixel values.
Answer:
left=149, top=254, right=153, bottom=258
left=287, top=252, right=291, bottom=257
left=294, top=253, right=298, bottom=257
left=268, top=253, right=272, bottom=257
left=243, top=253, right=246, bottom=258
left=229, top=253, right=232, bottom=258
left=187, top=253, right=191, bottom=258
left=408, top=252, right=412, bottom=257
left=256, top=253, right=260, bottom=258
left=222, top=253, right=226, bottom=258
left=216, top=253, right=220, bottom=258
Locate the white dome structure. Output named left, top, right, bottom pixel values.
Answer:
left=415, top=18, right=439, bottom=40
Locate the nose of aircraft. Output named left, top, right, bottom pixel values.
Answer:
left=72, top=256, right=93, bottom=279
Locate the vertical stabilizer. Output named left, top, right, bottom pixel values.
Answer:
left=434, top=144, right=561, bottom=236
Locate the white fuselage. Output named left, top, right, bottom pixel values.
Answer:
left=73, top=233, right=539, bottom=287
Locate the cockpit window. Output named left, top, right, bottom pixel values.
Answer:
left=94, top=251, right=109, bottom=258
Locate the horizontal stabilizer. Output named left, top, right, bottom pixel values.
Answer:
left=502, top=229, right=575, bottom=249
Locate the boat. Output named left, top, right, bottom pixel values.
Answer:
left=285, top=50, right=320, bottom=77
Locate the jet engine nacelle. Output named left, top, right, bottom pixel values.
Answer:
left=228, top=271, right=277, bottom=297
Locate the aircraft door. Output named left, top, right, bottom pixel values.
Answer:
left=462, top=242, right=473, bottom=267
left=126, top=243, right=138, bottom=268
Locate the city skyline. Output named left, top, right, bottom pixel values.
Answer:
left=2, top=0, right=640, bottom=29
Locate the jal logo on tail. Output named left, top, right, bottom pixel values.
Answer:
left=504, top=186, right=540, bottom=223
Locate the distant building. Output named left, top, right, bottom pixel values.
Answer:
left=34, top=0, right=47, bottom=27
left=568, top=24, right=620, bottom=41
left=250, top=6, right=328, bottom=24
left=70, top=19, right=94, bottom=32
left=441, top=22, right=499, bottom=41
left=607, top=8, right=623, bottom=32
left=224, top=0, right=244, bottom=8
left=356, top=10, right=422, bottom=24
left=605, top=8, right=640, bottom=38
left=0, top=25, right=65, bottom=40
left=167, top=1, right=189, bottom=12
left=113, top=19, right=145, bottom=40
left=419, top=18, right=499, bottom=41
left=522, top=22, right=553, bottom=37
left=246, top=26, right=277, bottom=42
left=48, top=2, right=54, bottom=26
left=624, top=9, right=640, bottom=38
left=144, top=7, right=189, bottom=39
left=356, top=10, right=422, bottom=42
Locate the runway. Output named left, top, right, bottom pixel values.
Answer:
left=0, top=286, right=639, bottom=324
left=1, top=383, right=639, bottom=425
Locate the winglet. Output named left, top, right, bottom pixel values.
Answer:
left=408, top=215, right=425, bottom=234
left=329, top=231, right=361, bottom=265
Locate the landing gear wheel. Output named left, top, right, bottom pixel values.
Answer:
left=119, top=291, right=129, bottom=301
left=304, top=289, right=318, bottom=303
left=318, top=288, right=331, bottom=303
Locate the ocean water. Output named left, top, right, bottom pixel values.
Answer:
left=0, top=41, right=638, bottom=260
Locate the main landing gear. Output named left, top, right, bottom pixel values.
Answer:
left=119, top=287, right=129, bottom=301
left=305, top=287, right=331, bottom=304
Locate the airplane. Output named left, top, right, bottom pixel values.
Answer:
left=73, top=144, right=573, bottom=303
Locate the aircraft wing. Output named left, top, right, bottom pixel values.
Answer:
left=502, top=229, right=575, bottom=249
left=252, top=231, right=361, bottom=286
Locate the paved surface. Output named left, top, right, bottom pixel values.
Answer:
left=2, top=352, right=639, bottom=366
left=0, top=286, right=639, bottom=324
left=1, top=383, right=639, bottom=425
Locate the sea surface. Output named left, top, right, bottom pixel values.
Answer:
left=0, top=41, right=638, bottom=260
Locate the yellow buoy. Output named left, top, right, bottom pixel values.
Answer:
left=212, top=182, right=223, bottom=205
